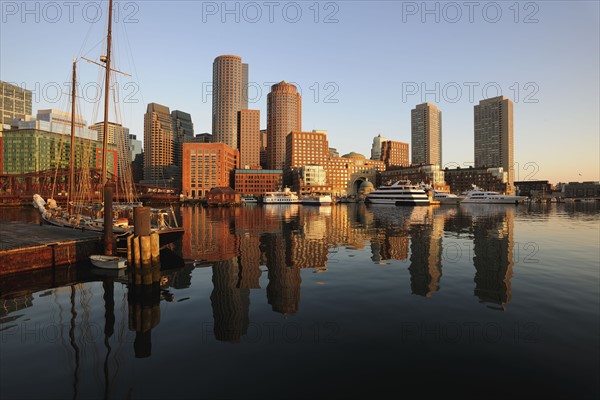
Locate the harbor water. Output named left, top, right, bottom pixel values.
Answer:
left=0, top=202, right=599, bottom=398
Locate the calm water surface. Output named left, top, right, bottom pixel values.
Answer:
left=0, top=203, right=599, bottom=399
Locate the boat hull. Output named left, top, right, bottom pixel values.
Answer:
left=367, top=198, right=430, bottom=206
left=437, top=197, right=464, bottom=205
left=462, top=198, right=525, bottom=204
left=263, top=200, right=300, bottom=204
left=90, top=255, right=127, bottom=270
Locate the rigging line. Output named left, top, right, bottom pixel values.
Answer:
left=121, top=18, right=145, bottom=106
left=80, top=37, right=106, bottom=60
left=76, top=8, right=98, bottom=59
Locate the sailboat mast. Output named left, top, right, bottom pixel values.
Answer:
left=100, top=0, right=113, bottom=188
left=69, top=59, right=76, bottom=213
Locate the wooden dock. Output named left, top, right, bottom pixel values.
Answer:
left=0, top=222, right=102, bottom=276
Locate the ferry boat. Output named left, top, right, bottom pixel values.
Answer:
left=365, top=181, right=430, bottom=206
left=301, top=194, right=333, bottom=205
left=262, top=187, right=301, bottom=204
left=241, top=195, right=258, bottom=204
left=462, top=186, right=527, bottom=204
left=434, top=191, right=465, bottom=205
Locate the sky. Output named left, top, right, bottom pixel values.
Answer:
left=1, top=0, right=599, bottom=183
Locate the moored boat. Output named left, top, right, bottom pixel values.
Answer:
left=434, top=191, right=465, bottom=205
left=301, top=194, right=333, bottom=205
left=90, top=255, right=127, bottom=270
left=366, top=181, right=430, bottom=206
left=241, top=195, right=258, bottom=204
left=462, top=186, right=527, bottom=204
left=263, top=187, right=300, bottom=204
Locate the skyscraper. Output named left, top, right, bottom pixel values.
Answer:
left=411, top=103, right=442, bottom=167
left=89, top=121, right=130, bottom=177
left=242, top=63, right=249, bottom=110
left=474, top=96, right=514, bottom=193
left=212, top=55, right=248, bottom=149
left=267, top=81, right=301, bottom=170
left=144, top=102, right=174, bottom=186
left=172, top=110, right=194, bottom=165
left=0, top=81, right=32, bottom=127
left=259, top=129, right=268, bottom=169
left=238, top=109, right=261, bottom=169
left=370, top=134, right=388, bottom=160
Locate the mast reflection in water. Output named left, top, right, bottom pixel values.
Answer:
left=1, top=202, right=599, bottom=399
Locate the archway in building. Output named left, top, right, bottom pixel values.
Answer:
left=352, top=177, right=368, bottom=196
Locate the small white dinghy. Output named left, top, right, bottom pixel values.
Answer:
left=90, top=255, right=127, bottom=270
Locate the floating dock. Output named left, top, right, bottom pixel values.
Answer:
left=0, top=222, right=102, bottom=276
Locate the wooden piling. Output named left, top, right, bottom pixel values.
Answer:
left=126, top=233, right=134, bottom=266
left=133, top=236, right=141, bottom=269
left=150, top=232, right=160, bottom=265
left=134, top=207, right=151, bottom=236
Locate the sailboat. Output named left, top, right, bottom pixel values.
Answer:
left=32, top=0, right=183, bottom=248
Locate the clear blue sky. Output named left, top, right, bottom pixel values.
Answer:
left=2, top=0, right=598, bottom=183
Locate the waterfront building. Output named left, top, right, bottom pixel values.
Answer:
left=267, top=81, right=301, bottom=170
left=381, top=140, right=409, bottom=167
left=331, top=153, right=385, bottom=196
left=514, top=180, right=552, bottom=197
left=411, top=103, right=442, bottom=167
left=291, top=165, right=332, bottom=195
left=238, top=109, right=261, bottom=169
left=285, top=130, right=329, bottom=168
left=143, top=103, right=175, bottom=187
left=562, top=181, right=600, bottom=198
left=380, top=164, right=445, bottom=187
left=207, top=186, right=241, bottom=206
left=16, top=109, right=97, bottom=140
left=234, top=169, right=283, bottom=196
left=182, top=142, right=239, bottom=198
left=89, top=121, right=130, bottom=177
left=1, top=129, right=116, bottom=175
left=212, top=55, right=247, bottom=149
left=370, top=134, right=388, bottom=160
left=283, top=129, right=386, bottom=196
left=0, top=81, right=32, bottom=127
left=474, top=96, right=514, bottom=193
left=444, top=166, right=508, bottom=194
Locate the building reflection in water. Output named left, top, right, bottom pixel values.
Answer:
left=468, top=205, right=514, bottom=310
left=0, top=201, right=519, bottom=396
left=210, top=259, right=250, bottom=343
left=407, top=208, right=444, bottom=297
left=177, top=202, right=516, bottom=342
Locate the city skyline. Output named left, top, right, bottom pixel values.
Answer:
left=1, top=1, right=598, bottom=183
